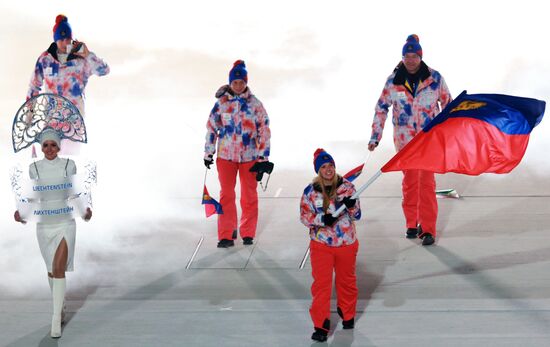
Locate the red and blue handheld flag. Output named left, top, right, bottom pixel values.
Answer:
left=202, top=185, right=223, bottom=218
left=343, top=164, right=364, bottom=182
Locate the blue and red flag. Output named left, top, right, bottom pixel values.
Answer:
left=202, top=185, right=223, bottom=218
left=343, top=164, right=364, bottom=182
left=381, top=91, right=545, bottom=175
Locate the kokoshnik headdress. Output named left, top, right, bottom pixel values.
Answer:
left=12, top=93, right=87, bottom=153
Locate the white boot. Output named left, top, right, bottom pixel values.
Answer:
left=51, top=278, right=66, bottom=338
left=48, top=276, right=65, bottom=324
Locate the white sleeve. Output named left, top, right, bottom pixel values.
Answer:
left=29, top=162, right=39, bottom=179
left=67, top=159, right=77, bottom=175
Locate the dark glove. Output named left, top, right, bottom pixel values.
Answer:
left=249, top=160, right=274, bottom=181
left=204, top=155, right=214, bottom=169
left=322, top=213, right=337, bottom=227
left=215, top=84, right=231, bottom=98
left=342, top=196, right=356, bottom=209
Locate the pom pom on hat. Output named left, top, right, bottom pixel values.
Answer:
left=313, top=148, right=335, bottom=173
left=229, top=60, right=248, bottom=83
left=407, top=34, right=420, bottom=43
left=402, top=34, right=422, bottom=58
left=53, top=14, right=72, bottom=42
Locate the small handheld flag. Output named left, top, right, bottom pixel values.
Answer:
left=202, top=185, right=223, bottom=218
left=343, top=164, right=364, bottom=183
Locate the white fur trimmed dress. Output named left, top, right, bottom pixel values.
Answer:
left=30, top=157, right=77, bottom=272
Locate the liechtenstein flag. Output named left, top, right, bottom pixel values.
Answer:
left=382, top=91, right=545, bottom=175
left=202, top=185, right=223, bottom=218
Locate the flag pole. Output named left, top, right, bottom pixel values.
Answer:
left=332, top=169, right=382, bottom=217
left=202, top=167, right=208, bottom=199
left=362, top=150, right=372, bottom=168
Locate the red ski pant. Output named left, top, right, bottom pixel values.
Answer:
left=216, top=158, right=258, bottom=240
left=309, top=240, right=358, bottom=330
left=402, top=169, right=438, bottom=236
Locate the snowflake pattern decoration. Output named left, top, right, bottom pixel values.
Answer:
left=9, top=165, right=25, bottom=202
left=12, top=93, right=87, bottom=153
left=81, top=160, right=97, bottom=207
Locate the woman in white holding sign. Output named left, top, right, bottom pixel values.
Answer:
left=14, top=129, right=91, bottom=338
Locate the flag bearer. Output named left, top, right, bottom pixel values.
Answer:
left=300, top=149, right=361, bottom=342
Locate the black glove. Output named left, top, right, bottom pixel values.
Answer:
left=204, top=155, right=214, bottom=169
left=215, top=84, right=231, bottom=98
left=249, top=160, right=274, bottom=181
left=342, top=196, right=356, bottom=209
left=322, top=213, right=338, bottom=227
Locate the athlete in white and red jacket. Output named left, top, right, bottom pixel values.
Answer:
left=368, top=34, right=452, bottom=246
left=300, top=148, right=361, bottom=342
left=204, top=60, right=271, bottom=248
left=27, top=15, right=109, bottom=116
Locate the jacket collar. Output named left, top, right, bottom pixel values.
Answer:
left=393, top=61, right=431, bottom=86
left=215, top=84, right=252, bottom=100
left=46, top=42, right=82, bottom=63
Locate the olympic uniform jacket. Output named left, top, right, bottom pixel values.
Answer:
left=300, top=177, right=361, bottom=247
left=369, top=61, right=452, bottom=151
left=205, top=85, right=271, bottom=163
left=27, top=43, right=110, bottom=114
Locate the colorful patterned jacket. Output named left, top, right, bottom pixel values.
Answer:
left=205, top=85, right=271, bottom=163
left=300, top=176, right=361, bottom=247
left=27, top=43, right=110, bottom=114
left=369, top=61, right=452, bottom=151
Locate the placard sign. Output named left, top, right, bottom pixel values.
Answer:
left=12, top=174, right=91, bottom=223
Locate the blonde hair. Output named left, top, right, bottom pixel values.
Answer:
left=312, top=173, right=341, bottom=213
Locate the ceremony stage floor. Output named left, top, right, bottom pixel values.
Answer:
left=1, top=151, right=549, bottom=347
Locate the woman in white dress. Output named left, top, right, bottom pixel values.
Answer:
left=14, top=129, right=92, bottom=338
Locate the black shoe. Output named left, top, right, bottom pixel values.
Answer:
left=311, top=328, right=328, bottom=342
left=232, top=229, right=238, bottom=240
left=243, top=237, right=254, bottom=245
left=420, top=233, right=435, bottom=246
left=337, top=307, right=355, bottom=329
left=217, top=239, right=235, bottom=248
left=406, top=227, right=418, bottom=239
left=342, top=318, right=354, bottom=329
